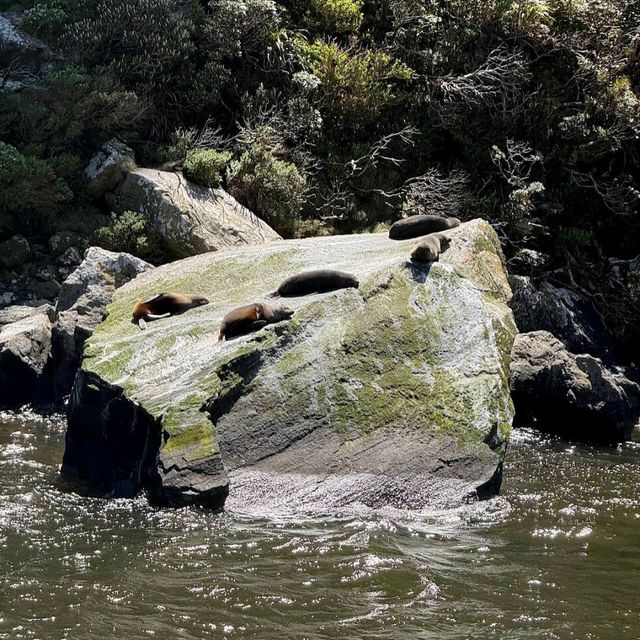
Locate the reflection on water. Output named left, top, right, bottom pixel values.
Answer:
left=0, top=411, right=639, bottom=639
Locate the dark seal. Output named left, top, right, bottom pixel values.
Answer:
left=132, top=293, right=209, bottom=330
left=274, top=270, right=359, bottom=297
left=218, top=302, right=294, bottom=341
left=410, top=233, right=452, bottom=263
left=389, top=215, right=460, bottom=240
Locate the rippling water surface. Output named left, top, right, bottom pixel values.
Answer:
left=1, top=412, right=639, bottom=639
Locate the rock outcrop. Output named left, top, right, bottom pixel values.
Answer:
left=510, top=276, right=608, bottom=357
left=510, top=331, right=640, bottom=441
left=85, top=139, right=136, bottom=198
left=61, top=219, right=517, bottom=511
left=0, top=309, right=53, bottom=408
left=106, top=168, right=282, bottom=260
left=51, top=247, right=153, bottom=399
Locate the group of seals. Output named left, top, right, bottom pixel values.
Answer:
left=388, top=214, right=460, bottom=263
left=220, top=269, right=358, bottom=341
left=132, top=293, right=209, bottom=330
left=131, top=269, right=359, bottom=340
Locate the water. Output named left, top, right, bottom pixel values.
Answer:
left=1, top=412, right=639, bottom=640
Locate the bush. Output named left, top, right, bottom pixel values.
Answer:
left=309, top=0, right=363, bottom=33
left=0, top=142, right=72, bottom=231
left=227, top=144, right=306, bottom=236
left=183, top=149, right=231, bottom=188
left=21, top=0, right=76, bottom=39
left=95, top=210, right=163, bottom=263
left=300, top=40, right=412, bottom=127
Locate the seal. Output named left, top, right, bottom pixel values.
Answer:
left=389, top=215, right=460, bottom=240
left=218, top=302, right=294, bottom=341
left=132, top=293, right=209, bottom=330
left=410, top=233, right=452, bottom=263
left=273, top=270, right=359, bottom=297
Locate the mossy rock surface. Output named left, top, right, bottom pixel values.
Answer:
left=62, top=219, right=516, bottom=510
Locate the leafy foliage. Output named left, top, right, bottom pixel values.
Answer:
left=94, top=210, right=163, bottom=263
left=227, top=144, right=306, bottom=236
left=183, top=149, right=232, bottom=188
left=0, top=142, right=72, bottom=231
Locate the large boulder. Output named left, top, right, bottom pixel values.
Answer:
left=509, top=275, right=609, bottom=357
left=51, top=247, right=153, bottom=399
left=106, top=168, right=281, bottom=259
left=61, top=219, right=517, bottom=511
left=0, top=310, right=52, bottom=408
left=84, top=139, right=136, bottom=198
left=510, top=331, right=640, bottom=441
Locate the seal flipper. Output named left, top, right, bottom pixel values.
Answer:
left=138, top=318, right=147, bottom=330
left=146, top=312, right=171, bottom=320
left=251, top=320, right=268, bottom=330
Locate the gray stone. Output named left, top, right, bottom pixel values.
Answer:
left=84, top=139, right=136, bottom=198
left=49, top=231, right=84, bottom=257
left=62, top=219, right=517, bottom=511
left=107, top=168, right=281, bottom=260
left=0, top=303, right=53, bottom=326
left=0, top=235, right=31, bottom=269
left=510, top=331, right=640, bottom=440
left=0, top=311, right=52, bottom=408
left=509, top=275, right=608, bottom=357
left=507, top=248, right=548, bottom=275
left=51, top=247, right=153, bottom=399
left=0, top=13, right=52, bottom=71
left=56, top=246, right=83, bottom=267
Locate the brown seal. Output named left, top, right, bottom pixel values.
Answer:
left=132, top=293, right=209, bottom=330
left=389, top=215, right=460, bottom=240
left=218, top=302, right=294, bottom=341
left=273, top=270, right=359, bottom=297
left=410, top=233, right=452, bottom=263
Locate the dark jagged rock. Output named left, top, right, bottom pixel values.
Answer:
left=510, top=331, right=640, bottom=441
left=0, top=235, right=31, bottom=269
left=509, top=275, right=609, bottom=357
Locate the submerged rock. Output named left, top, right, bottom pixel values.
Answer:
left=107, top=168, right=282, bottom=259
left=51, top=247, right=153, bottom=399
left=0, top=311, right=52, bottom=408
left=510, top=331, right=640, bottom=441
left=61, top=220, right=516, bottom=510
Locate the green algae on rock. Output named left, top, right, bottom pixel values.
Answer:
left=62, top=219, right=516, bottom=510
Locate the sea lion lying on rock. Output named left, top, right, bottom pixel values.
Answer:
left=132, top=293, right=209, bottom=330
left=410, top=233, right=452, bottom=263
left=389, top=214, right=460, bottom=240
left=273, top=269, right=359, bottom=297
left=218, top=302, right=294, bottom=341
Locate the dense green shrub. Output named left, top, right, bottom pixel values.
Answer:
left=0, top=142, right=72, bottom=231
left=183, top=150, right=231, bottom=188
left=301, top=40, right=412, bottom=127
left=21, top=0, right=77, bottom=39
left=95, top=211, right=163, bottom=263
left=309, top=0, right=363, bottom=33
left=227, top=144, right=306, bottom=236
